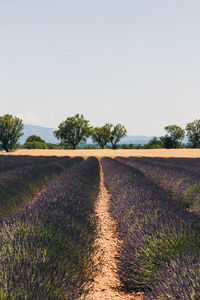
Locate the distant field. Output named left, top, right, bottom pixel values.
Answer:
left=1, top=148, right=200, bottom=158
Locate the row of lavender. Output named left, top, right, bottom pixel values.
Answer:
left=0, top=157, right=100, bottom=299
left=138, top=157, right=200, bottom=174
left=0, top=155, right=80, bottom=219
left=116, top=157, right=200, bottom=213
left=101, top=157, right=200, bottom=299
left=0, top=155, right=56, bottom=173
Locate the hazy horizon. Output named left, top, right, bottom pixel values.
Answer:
left=1, top=1, right=200, bottom=135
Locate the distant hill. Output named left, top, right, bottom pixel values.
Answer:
left=20, top=124, right=58, bottom=144
left=20, top=124, right=154, bottom=145
left=120, top=135, right=153, bottom=145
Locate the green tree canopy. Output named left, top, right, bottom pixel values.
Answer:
left=110, top=124, right=127, bottom=149
left=0, top=114, right=24, bottom=152
left=25, top=135, right=45, bottom=144
left=24, top=135, right=47, bottom=149
left=160, top=125, right=185, bottom=148
left=54, top=114, right=91, bottom=149
left=146, top=137, right=162, bottom=149
left=186, top=119, right=200, bottom=148
left=24, top=141, right=47, bottom=149
left=160, top=135, right=174, bottom=149
left=92, top=123, right=112, bottom=149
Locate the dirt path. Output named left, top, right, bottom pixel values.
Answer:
left=78, top=162, right=144, bottom=300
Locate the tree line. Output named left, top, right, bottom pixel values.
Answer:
left=0, top=114, right=126, bottom=151
left=0, top=113, right=200, bottom=152
left=53, top=114, right=127, bottom=149
left=146, top=122, right=200, bottom=149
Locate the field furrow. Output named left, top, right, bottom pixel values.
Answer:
left=79, top=162, right=143, bottom=300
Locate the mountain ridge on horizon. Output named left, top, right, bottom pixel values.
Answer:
left=20, top=124, right=154, bottom=145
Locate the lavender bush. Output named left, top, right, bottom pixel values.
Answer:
left=116, top=157, right=200, bottom=211
left=0, top=155, right=56, bottom=172
left=0, top=157, right=100, bottom=299
left=139, top=157, right=200, bottom=174
left=101, top=157, right=200, bottom=299
left=0, top=156, right=82, bottom=219
left=149, top=252, right=200, bottom=299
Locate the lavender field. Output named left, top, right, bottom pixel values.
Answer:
left=102, top=157, right=200, bottom=299
left=0, top=155, right=200, bottom=299
left=0, top=156, right=99, bottom=299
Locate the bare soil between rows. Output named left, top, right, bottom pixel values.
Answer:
left=78, top=163, right=144, bottom=300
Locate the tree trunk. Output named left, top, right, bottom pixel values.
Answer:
left=4, top=145, right=9, bottom=152
left=72, top=144, right=76, bottom=150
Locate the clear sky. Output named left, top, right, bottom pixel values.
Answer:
left=1, top=0, right=200, bottom=135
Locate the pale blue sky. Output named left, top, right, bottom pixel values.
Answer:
left=0, top=1, right=200, bottom=135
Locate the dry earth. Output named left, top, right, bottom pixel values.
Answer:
left=78, top=163, right=143, bottom=300
left=1, top=148, right=200, bottom=158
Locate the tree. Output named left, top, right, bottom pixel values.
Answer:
left=91, top=123, right=112, bottom=149
left=46, top=143, right=57, bottom=149
left=54, top=114, right=91, bottom=149
left=110, top=124, right=127, bottom=149
left=160, top=125, right=185, bottom=149
left=24, top=136, right=47, bottom=149
left=160, top=135, right=174, bottom=149
left=0, top=114, right=24, bottom=152
left=186, top=119, right=200, bottom=148
left=24, top=141, right=47, bottom=149
left=145, top=137, right=162, bottom=149
left=25, top=135, right=45, bottom=144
